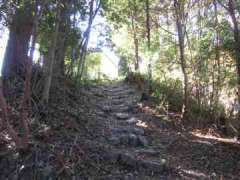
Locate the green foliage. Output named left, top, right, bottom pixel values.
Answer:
left=152, top=77, right=183, bottom=112
left=82, top=52, right=102, bottom=80
left=220, top=20, right=235, bottom=52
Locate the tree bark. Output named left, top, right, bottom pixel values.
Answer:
left=131, top=0, right=139, bottom=71
left=212, top=0, right=221, bottom=108
left=174, top=0, right=189, bottom=119
left=226, top=0, right=240, bottom=113
left=76, top=0, right=101, bottom=81
left=2, top=2, right=34, bottom=78
left=218, top=0, right=240, bottom=135
left=53, top=2, right=71, bottom=81
left=42, top=7, right=61, bottom=104
left=145, top=0, right=151, bottom=49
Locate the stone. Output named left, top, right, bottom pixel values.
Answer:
left=109, top=136, right=121, bottom=145
left=115, top=113, right=129, bottom=120
left=112, top=105, right=130, bottom=112
left=139, top=159, right=167, bottom=173
left=96, top=111, right=106, bottom=117
left=109, top=133, right=146, bottom=147
left=110, top=128, right=125, bottom=134
left=126, top=117, right=138, bottom=124
left=128, top=134, right=139, bottom=146
left=119, top=153, right=137, bottom=168
left=138, top=136, right=148, bottom=147
left=42, top=165, right=53, bottom=178
left=120, top=135, right=129, bottom=145
left=111, top=99, right=124, bottom=105
left=102, top=105, right=112, bottom=112
left=110, top=127, right=144, bottom=135
left=136, top=149, right=160, bottom=156
left=124, top=173, right=134, bottom=180
left=118, top=153, right=167, bottom=173
left=103, top=151, right=120, bottom=163
left=132, top=128, right=145, bottom=135
left=120, top=134, right=138, bottom=146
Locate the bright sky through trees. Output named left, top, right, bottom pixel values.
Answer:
left=0, top=15, right=119, bottom=78
left=0, top=27, right=8, bottom=76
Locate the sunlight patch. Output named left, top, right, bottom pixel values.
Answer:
left=191, top=131, right=240, bottom=144
left=136, top=120, right=148, bottom=128
left=181, top=169, right=209, bottom=178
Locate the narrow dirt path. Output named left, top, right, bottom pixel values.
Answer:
left=87, top=82, right=240, bottom=180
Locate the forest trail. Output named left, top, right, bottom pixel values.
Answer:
left=87, top=81, right=240, bottom=179
left=1, top=82, right=240, bottom=180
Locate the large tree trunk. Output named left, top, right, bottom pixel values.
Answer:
left=219, top=0, right=240, bottom=136
left=227, top=0, right=240, bottom=115
left=229, top=0, right=240, bottom=136
left=2, top=3, right=34, bottom=78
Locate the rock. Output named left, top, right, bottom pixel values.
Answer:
left=42, top=165, right=53, bottom=178
left=109, top=136, right=121, bottom=145
left=109, top=133, right=146, bottom=147
left=135, top=149, right=160, bottom=156
left=113, top=105, right=130, bottom=112
left=103, top=151, right=120, bottom=163
left=115, top=113, right=129, bottom=120
left=102, top=105, right=112, bottom=112
left=96, top=111, right=106, bottom=117
left=94, top=92, right=105, bottom=97
left=110, top=128, right=125, bottom=134
left=119, top=134, right=139, bottom=146
left=119, top=153, right=137, bottom=168
left=139, top=159, right=167, bottom=173
left=138, top=136, right=148, bottom=147
left=126, top=117, right=138, bottom=124
left=111, top=99, right=124, bottom=105
left=111, top=94, right=129, bottom=100
left=110, top=127, right=144, bottom=135
left=120, top=135, right=129, bottom=145
left=132, top=128, right=145, bottom=135
left=124, top=173, right=134, bottom=180
left=128, top=134, right=139, bottom=146
left=118, top=153, right=167, bottom=173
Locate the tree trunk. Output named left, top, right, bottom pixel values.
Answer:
left=2, top=3, right=34, bottom=78
left=42, top=7, right=61, bottom=104
left=174, top=0, right=188, bottom=119
left=212, top=0, right=221, bottom=109
left=227, top=0, right=240, bottom=115
left=76, top=0, right=101, bottom=81
left=145, top=0, right=151, bottom=49
left=53, top=3, right=71, bottom=81
left=131, top=15, right=139, bottom=71
left=133, top=31, right=139, bottom=71
left=131, top=0, right=139, bottom=71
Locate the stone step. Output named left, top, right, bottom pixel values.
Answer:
left=117, top=153, right=168, bottom=174
left=110, top=127, right=145, bottom=135
left=108, top=134, right=148, bottom=147
left=115, top=113, right=130, bottom=120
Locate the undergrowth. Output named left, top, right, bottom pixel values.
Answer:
left=125, top=72, right=225, bottom=128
